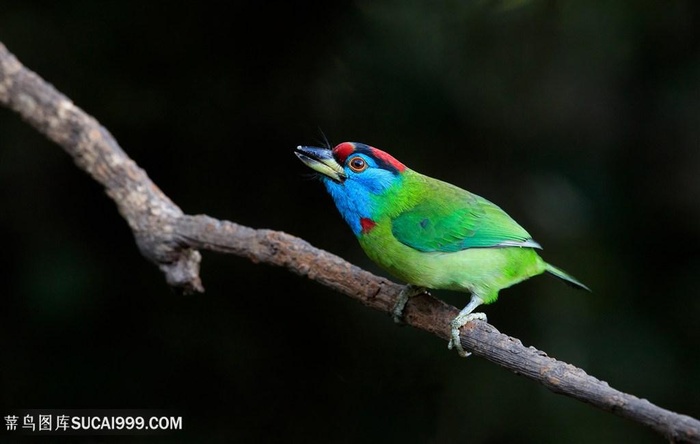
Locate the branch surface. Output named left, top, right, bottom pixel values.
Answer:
left=1, top=42, right=698, bottom=443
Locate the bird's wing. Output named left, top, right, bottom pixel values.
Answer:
left=391, top=182, right=539, bottom=253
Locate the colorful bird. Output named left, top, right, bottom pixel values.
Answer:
left=295, top=142, right=589, bottom=357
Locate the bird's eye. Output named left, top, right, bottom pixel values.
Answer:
left=348, top=156, right=368, bottom=172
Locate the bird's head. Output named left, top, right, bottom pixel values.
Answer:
left=295, top=142, right=407, bottom=234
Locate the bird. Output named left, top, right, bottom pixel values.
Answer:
left=295, top=141, right=589, bottom=357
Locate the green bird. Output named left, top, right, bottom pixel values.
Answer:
left=295, top=142, right=589, bottom=356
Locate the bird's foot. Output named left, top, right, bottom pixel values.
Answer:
left=447, top=312, right=487, bottom=357
left=392, top=285, right=430, bottom=324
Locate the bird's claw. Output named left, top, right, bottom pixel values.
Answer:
left=447, top=312, right=487, bottom=357
left=392, top=305, right=407, bottom=324
left=391, top=285, right=430, bottom=324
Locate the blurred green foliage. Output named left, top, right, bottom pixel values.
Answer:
left=1, top=1, right=699, bottom=442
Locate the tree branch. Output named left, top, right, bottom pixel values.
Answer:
left=1, top=42, right=698, bottom=443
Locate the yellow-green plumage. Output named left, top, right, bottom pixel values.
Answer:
left=361, top=223, right=547, bottom=305
left=295, top=142, right=589, bottom=357
left=358, top=168, right=548, bottom=305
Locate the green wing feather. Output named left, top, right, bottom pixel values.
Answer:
left=391, top=176, right=539, bottom=253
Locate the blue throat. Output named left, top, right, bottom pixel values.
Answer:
left=322, top=169, right=399, bottom=236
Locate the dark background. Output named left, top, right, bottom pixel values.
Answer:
left=1, top=1, right=699, bottom=443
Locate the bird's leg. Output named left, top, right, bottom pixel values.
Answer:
left=447, top=295, right=486, bottom=357
left=392, top=284, right=429, bottom=324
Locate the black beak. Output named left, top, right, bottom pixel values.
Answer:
left=295, top=146, right=346, bottom=183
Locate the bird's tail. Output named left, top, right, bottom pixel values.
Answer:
left=545, top=263, right=591, bottom=292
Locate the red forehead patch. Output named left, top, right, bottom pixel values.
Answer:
left=333, top=142, right=356, bottom=164
left=332, top=142, right=406, bottom=172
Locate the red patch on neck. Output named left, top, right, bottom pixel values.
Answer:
left=369, top=147, right=406, bottom=172
left=360, top=217, right=376, bottom=234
